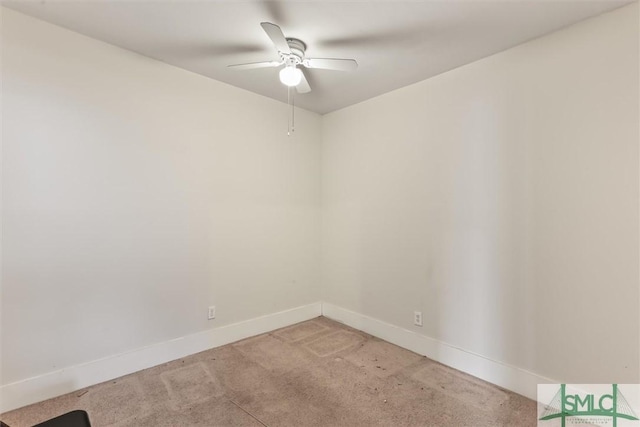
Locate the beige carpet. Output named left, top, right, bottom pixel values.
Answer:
left=1, top=317, right=537, bottom=426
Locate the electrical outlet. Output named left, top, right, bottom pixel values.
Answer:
left=414, top=311, right=423, bottom=327
left=208, top=306, right=216, bottom=320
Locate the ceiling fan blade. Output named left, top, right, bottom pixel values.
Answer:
left=260, top=22, right=291, bottom=54
left=303, top=58, right=358, bottom=71
left=227, top=60, right=282, bottom=70
left=296, top=69, right=311, bottom=94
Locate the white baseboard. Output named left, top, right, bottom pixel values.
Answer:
left=321, top=302, right=557, bottom=401
left=0, top=302, right=322, bottom=413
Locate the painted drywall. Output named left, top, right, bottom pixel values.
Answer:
left=321, top=3, right=639, bottom=385
left=1, top=7, right=321, bottom=386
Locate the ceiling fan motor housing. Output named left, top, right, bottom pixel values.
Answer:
left=283, top=38, right=306, bottom=64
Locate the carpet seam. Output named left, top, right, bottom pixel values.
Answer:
left=227, top=397, right=269, bottom=427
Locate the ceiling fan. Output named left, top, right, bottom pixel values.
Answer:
left=228, top=22, right=358, bottom=94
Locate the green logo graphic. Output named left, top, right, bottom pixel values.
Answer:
left=540, top=384, right=639, bottom=427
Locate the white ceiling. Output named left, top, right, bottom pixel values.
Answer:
left=3, top=0, right=633, bottom=114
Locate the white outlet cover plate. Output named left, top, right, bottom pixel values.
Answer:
left=414, top=311, right=423, bottom=326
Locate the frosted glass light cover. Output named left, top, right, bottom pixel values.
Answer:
left=279, top=66, right=302, bottom=86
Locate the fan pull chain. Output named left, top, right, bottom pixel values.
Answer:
left=287, top=86, right=291, bottom=136
left=287, top=86, right=295, bottom=136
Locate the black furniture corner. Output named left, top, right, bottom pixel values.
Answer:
left=32, top=410, right=91, bottom=427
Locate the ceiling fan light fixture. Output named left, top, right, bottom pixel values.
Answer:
left=279, top=65, right=302, bottom=87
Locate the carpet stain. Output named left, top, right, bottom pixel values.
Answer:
left=160, top=362, right=223, bottom=410
left=412, top=363, right=509, bottom=411
left=233, top=334, right=313, bottom=372
left=274, top=321, right=329, bottom=342
left=83, top=377, right=149, bottom=426
left=344, top=339, right=423, bottom=378
left=304, top=331, right=365, bottom=357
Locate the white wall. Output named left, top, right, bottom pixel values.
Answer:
left=322, top=3, right=639, bottom=385
left=1, top=8, right=321, bottom=386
